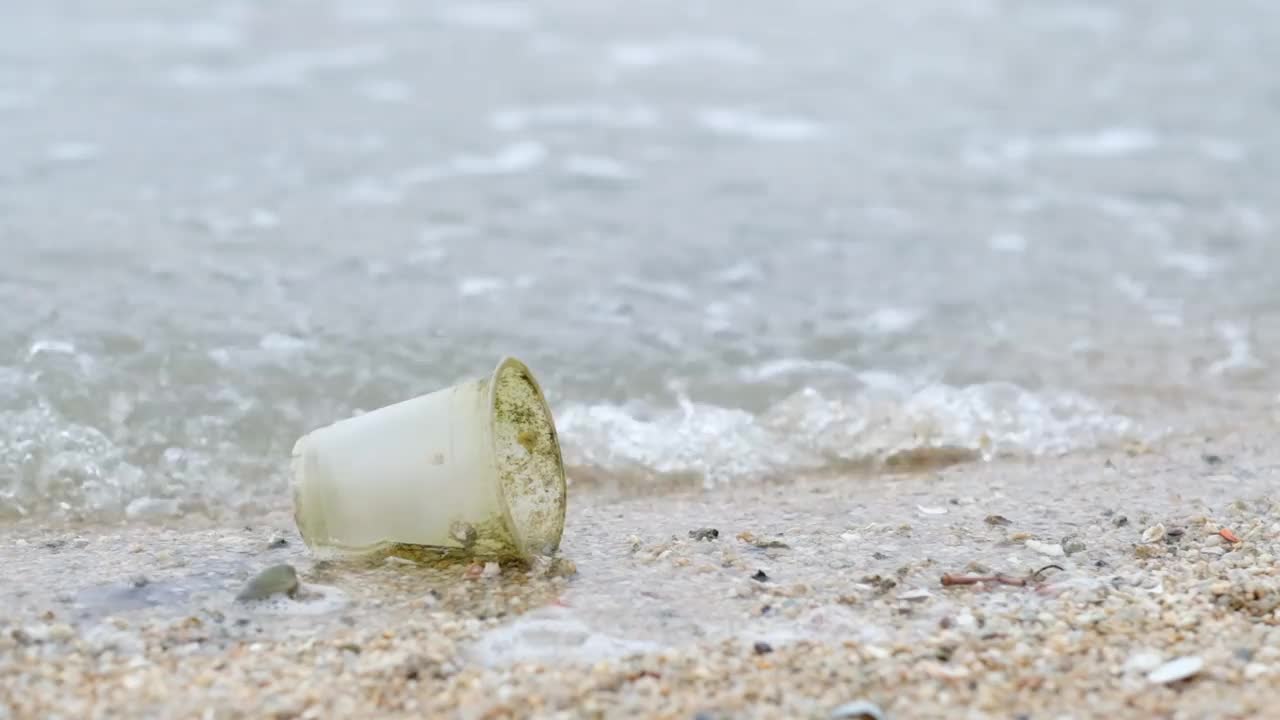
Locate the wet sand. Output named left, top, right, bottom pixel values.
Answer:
left=4, top=426, right=1280, bottom=719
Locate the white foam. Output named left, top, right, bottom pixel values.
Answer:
left=248, top=209, right=280, bottom=229
left=737, top=359, right=858, bottom=382
left=861, top=307, right=922, bottom=335
left=125, top=496, right=180, bottom=520
left=435, top=3, right=534, bottom=30
left=1055, top=127, right=1159, bottom=156
left=334, top=0, right=399, bottom=26
left=489, top=103, right=660, bottom=132
left=608, top=37, right=759, bottom=69
left=0, top=405, right=147, bottom=520
left=468, top=607, right=661, bottom=666
left=356, top=79, right=413, bottom=103
left=1112, top=274, right=1184, bottom=327
left=1208, top=323, right=1263, bottom=377
left=987, top=232, right=1027, bottom=254
left=558, top=380, right=1141, bottom=486
left=259, top=333, right=308, bottom=353
left=973, top=127, right=1160, bottom=165
left=615, top=277, right=693, bottom=303
left=170, top=46, right=386, bottom=90
left=1032, top=6, right=1121, bottom=33
left=0, top=90, right=32, bottom=110
left=47, top=142, right=100, bottom=162
left=696, top=108, right=825, bottom=142
left=709, top=261, right=764, bottom=286
left=1160, top=251, right=1222, bottom=278
left=458, top=277, right=506, bottom=297
left=561, top=155, right=634, bottom=180
left=558, top=401, right=794, bottom=487
left=83, top=19, right=245, bottom=52
left=339, top=177, right=402, bottom=206
left=1196, top=137, right=1245, bottom=162
left=27, top=339, right=77, bottom=358
left=451, top=141, right=547, bottom=175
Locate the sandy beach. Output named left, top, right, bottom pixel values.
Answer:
left=4, top=425, right=1279, bottom=719
left=5, top=0, right=1280, bottom=718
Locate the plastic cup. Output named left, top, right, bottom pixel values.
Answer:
left=291, top=357, right=567, bottom=561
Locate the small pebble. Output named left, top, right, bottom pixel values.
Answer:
left=829, top=700, right=886, bottom=720
left=267, top=535, right=289, bottom=549
left=1142, top=523, right=1166, bottom=543
left=984, top=515, right=1012, bottom=527
left=753, top=641, right=773, bottom=655
left=482, top=562, right=501, bottom=579
left=1147, top=656, right=1204, bottom=685
left=1026, top=540, right=1066, bottom=557
left=1135, top=544, right=1164, bottom=559
left=548, top=557, right=577, bottom=578
left=1114, top=515, right=1129, bottom=527
left=1245, top=663, right=1270, bottom=679
left=916, top=505, right=947, bottom=516
left=738, top=531, right=790, bottom=549
left=236, top=564, right=299, bottom=602
left=1124, top=650, right=1163, bottom=674
left=689, top=528, right=719, bottom=541
left=751, top=570, right=769, bottom=582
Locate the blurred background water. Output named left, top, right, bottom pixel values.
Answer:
left=2, top=0, right=1278, bottom=520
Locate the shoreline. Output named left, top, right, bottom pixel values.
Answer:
left=3, top=427, right=1280, bottom=718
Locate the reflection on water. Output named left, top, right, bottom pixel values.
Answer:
left=2, top=0, right=1279, bottom=519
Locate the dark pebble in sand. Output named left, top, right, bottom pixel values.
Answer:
left=1114, top=515, right=1129, bottom=527
left=1202, top=453, right=1223, bottom=465
left=751, top=570, right=769, bottom=582
left=984, top=514, right=1012, bottom=527
left=689, top=528, right=719, bottom=541
left=267, top=536, right=289, bottom=549
left=753, top=641, right=773, bottom=655
left=1166, top=528, right=1185, bottom=541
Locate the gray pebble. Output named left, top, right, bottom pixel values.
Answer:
left=237, top=564, right=299, bottom=602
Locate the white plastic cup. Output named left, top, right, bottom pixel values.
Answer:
left=291, top=357, right=567, bottom=561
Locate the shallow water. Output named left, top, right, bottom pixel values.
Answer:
left=2, top=0, right=1279, bottom=519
